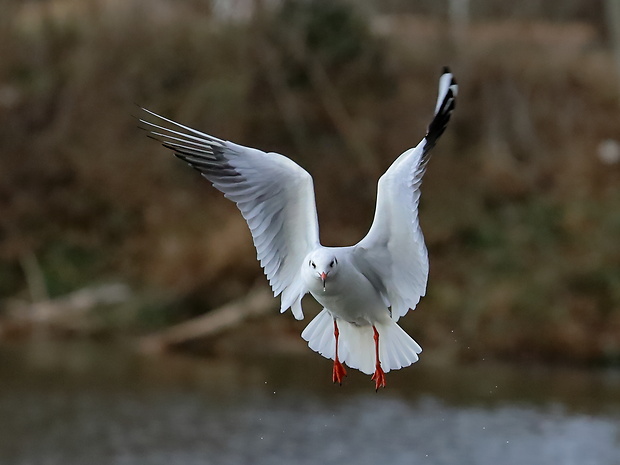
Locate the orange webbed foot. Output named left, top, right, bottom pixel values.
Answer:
left=371, top=364, right=386, bottom=391
left=333, top=359, right=347, bottom=385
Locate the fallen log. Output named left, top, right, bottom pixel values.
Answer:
left=3, top=283, right=132, bottom=333
left=139, top=287, right=276, bottom=354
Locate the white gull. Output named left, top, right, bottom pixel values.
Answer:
left=140, top=68, right=457, bottom=389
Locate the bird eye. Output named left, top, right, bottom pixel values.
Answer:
left=310, top=261, right=316, bottom=268
left=329, top=260, right=334, bottom=268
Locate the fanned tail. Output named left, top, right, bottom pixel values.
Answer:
left=301, top=309, right=336, bottom=360
left=301, top=309, right=422, bottom=375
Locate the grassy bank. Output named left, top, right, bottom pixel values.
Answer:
left=1, top=0, right=619, bottom=365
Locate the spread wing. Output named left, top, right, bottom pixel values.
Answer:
left=353, top=68, right=457, bottom=321
left=139, top=109, right=320, bottom=320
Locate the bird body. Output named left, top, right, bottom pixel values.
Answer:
left=303, top=247, right=388, bottom=325
left=140, top=68, right=457, bottom=389
left=300, top=246, right=422, bottom=385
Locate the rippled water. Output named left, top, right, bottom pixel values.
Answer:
left=1, top=340, right=619, bottom=465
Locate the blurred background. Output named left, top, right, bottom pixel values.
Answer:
left=1, top=0, right=620, bottom=463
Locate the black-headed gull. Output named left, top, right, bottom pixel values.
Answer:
left=140, top=68, right=457, bottom=389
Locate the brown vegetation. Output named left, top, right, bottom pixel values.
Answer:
left=1, top=0, right=619, bottom=365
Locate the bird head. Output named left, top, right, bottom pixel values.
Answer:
left=306, top=250, right=340, bottom=291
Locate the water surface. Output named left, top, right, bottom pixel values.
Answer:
left=1, top=340, right=619, bottom=465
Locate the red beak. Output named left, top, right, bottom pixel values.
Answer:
left=320, top=272, right=327, bottom=289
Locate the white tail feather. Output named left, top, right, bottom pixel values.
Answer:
left=301, top=309, right=422, bottom=375
left=301, top=308, right=336, bottom=360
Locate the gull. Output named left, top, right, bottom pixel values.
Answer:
left=139, top=68, right=457, bottom=390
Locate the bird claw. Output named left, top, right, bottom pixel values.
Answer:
left=332, top=359, right=347, bottom=385
left=371, top=364, right=386, bottom=391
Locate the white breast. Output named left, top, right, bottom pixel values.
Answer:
left=308, top=266, right=390, bottom=326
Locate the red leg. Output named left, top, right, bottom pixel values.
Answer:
left=332, top=319, right=347, bottom=385
left=371, top=325, right=386, bottom=391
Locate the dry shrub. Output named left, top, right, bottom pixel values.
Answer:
left=1, top=0, right=619, bottom=362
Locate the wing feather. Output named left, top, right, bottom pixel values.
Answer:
left=354, top=68, right=457, bottom=321
left=139, top=109, right=320, bottom=320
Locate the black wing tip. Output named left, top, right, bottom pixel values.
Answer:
left=132, top=104, right=155, bottom=127
left=137, top=108, right=236, bottom=178
left=424, top=72, right=457, bottom=151
left=134, top=104, right=157, bottom=120
left=441, top=66, right=457, bottom=87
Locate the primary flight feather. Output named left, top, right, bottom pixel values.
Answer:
left=140, top=68, right=457, bottom=389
